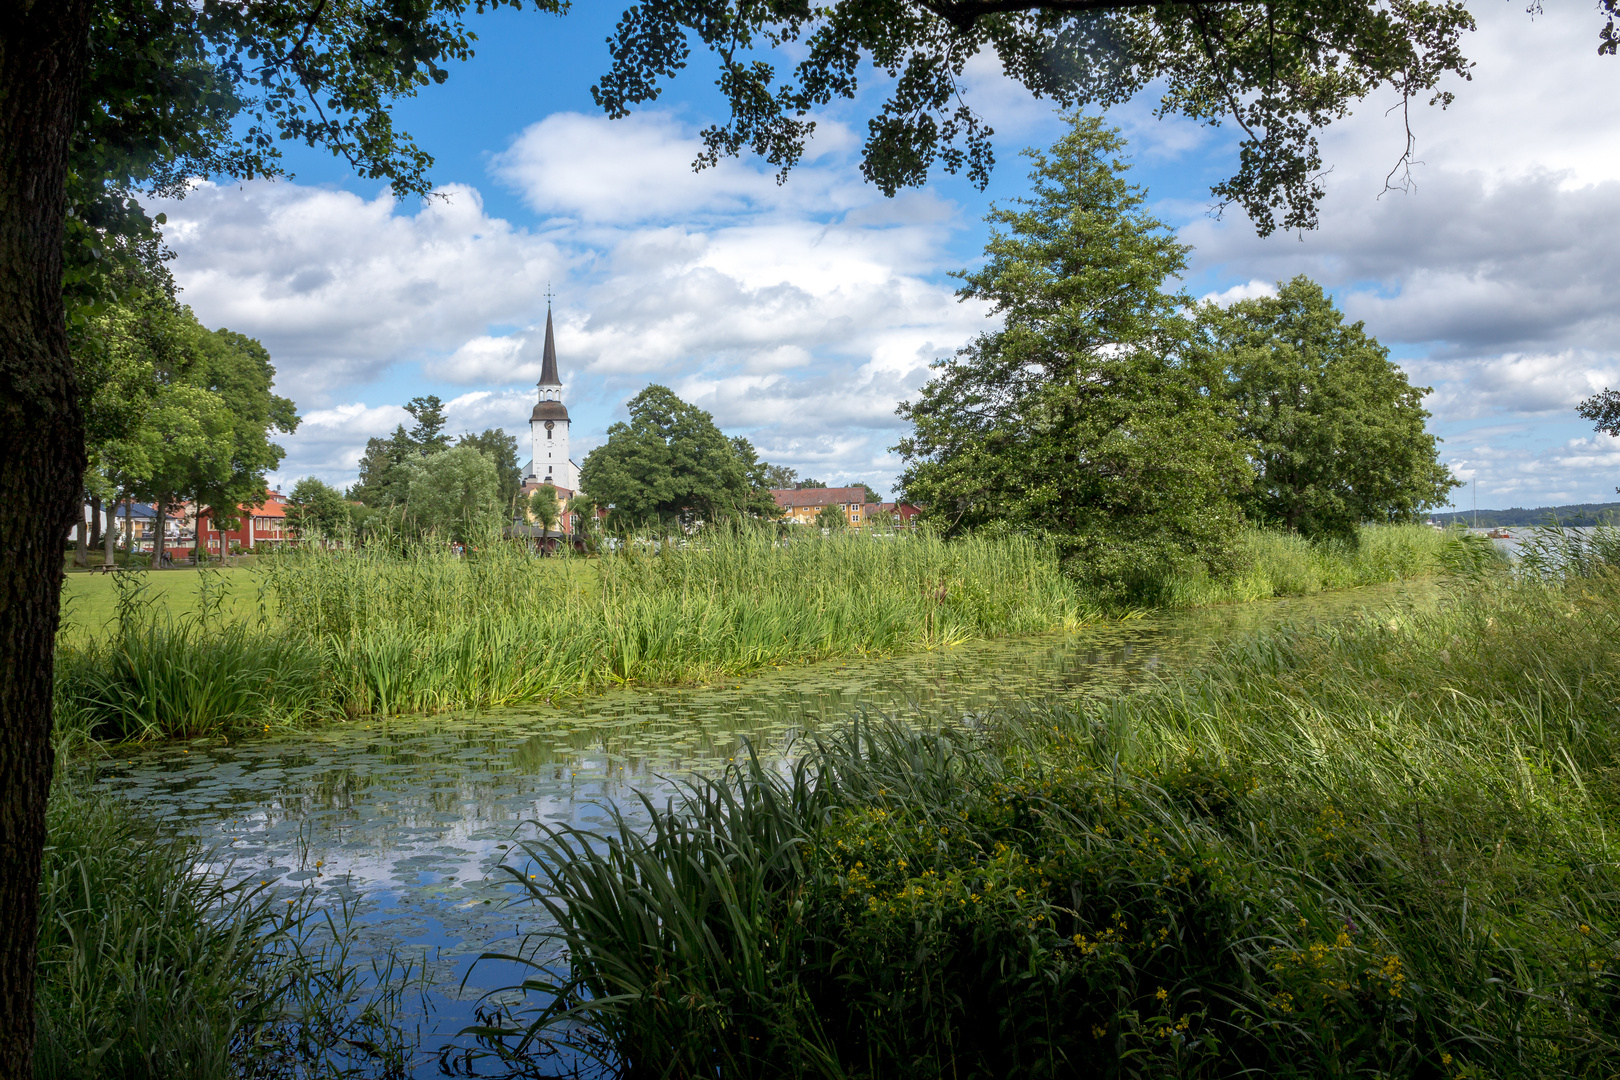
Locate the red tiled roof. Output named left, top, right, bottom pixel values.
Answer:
left=771, top=487, right=867, bottom=509
left=203, top=491, right=287, bottom=522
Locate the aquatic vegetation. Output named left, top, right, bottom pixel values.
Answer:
left=259, top=527, right=1096, bottom=717
left=477, top=568, right=1620, bottom=1078
left=34, top=784, right=429, bottom=1079
left=1148, top=521, right=1453, bottom=607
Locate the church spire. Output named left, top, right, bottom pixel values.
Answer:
left=538, top=302, right=561, bottom=389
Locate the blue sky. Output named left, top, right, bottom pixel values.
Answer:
left=156, top=2, right=1620, bottom=508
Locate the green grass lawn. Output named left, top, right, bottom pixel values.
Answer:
left=58, top=568, right=268, bottom=645
left=57, top=557, right=604, bottom=646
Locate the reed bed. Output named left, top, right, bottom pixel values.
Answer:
left=476, top=564, right=1620, bottom=1079
left=51, top=524, right=1452, bottom=743
left=254, top=528, right=1094, bottom=718
left=1151, top=522, right=1453, bottom=607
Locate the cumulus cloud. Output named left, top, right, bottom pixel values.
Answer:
left=1412, top=350, right=1620, bottom=422
left=169, top=110, right=988, bottom=495
left=156, top=181, right=563, bottom=398
left=492, top=111, right=866, bottom=224
left=172, top=4, right=1620, bottom=506
left=1198, top=279, right=1276, bottom=306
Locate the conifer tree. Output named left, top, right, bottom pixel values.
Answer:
left=896, top=116, right=1249, bottom=597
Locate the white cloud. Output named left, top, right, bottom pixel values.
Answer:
left=157, top=181, right=563, bottom=398
left=491, top=111, right=866, bottom=224
left=173, top=4, right=1620, bottom=507
left=1412, top=350, right=1620, bottom=422
left=1199, top=279, right=1276, bottom=306
left=170, top=112, right=988, bottom=494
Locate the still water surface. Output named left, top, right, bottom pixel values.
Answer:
left=86, top=580, right=1438, bottom=1068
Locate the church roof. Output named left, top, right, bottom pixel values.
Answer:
left=532, top=399, right=569, bottom=422
left=538, top=307, right=561, bottom=388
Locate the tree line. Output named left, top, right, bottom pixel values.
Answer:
left=282, top=396, right=533, bottom=544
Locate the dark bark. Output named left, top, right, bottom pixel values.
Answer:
left=0, top=3, right=94, bottom=1074
left=103, top=501, right=115, bottom=566
left=73, top=497, right=87, bottom=567
left=88, top=493, right=100, bottom=549
left=154, top=494, right=166, bottom=565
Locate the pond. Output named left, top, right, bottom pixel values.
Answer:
left=84, top=579, right=1439, bottom=1073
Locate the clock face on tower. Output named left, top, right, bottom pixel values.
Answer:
left=544, top=420, right=555, bottom=434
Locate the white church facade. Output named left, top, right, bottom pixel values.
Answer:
left=521, top=306, right=580, bottom=492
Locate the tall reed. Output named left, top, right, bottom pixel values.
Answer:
left=52, top=523, right=1457, bottom=742
left=257, top=527, right=1095, bottom=716
left=1149, top=522, right=1453, bottom=607
left=53, top=569, right=326, bottom=744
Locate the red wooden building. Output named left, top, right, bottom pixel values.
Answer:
left=197, top=490, right=290, bottom=553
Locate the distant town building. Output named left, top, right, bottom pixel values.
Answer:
left=198, top=490, right=289, bottom=552
left=522, top=305, right=580, bottom=492
left=770, top=488, right=921, bottom=528
left=862, top=501, right=922, bottom=527
left=514, top=480, right=582, bottom=536
left=771, top=486, right=869, bottom=525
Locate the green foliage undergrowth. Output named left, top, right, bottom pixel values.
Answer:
left=53, top=524, right=1451, bottom=743
left=477, top=568, right=1620, bottom=1078
left=1151, top=522, right=1453, bottom=607
left=258, top=527, right=1093, bottom=717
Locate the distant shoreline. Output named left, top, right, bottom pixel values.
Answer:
left=1429, top=501, right=1620, bottom=528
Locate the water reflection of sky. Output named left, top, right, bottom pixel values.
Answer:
left=83, top=580, right=1436, bottom=1073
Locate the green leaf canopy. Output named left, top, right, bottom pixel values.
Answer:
left=581, top=385, right=779, bottom=529
left=1202, top=276, right=1460, bottom=539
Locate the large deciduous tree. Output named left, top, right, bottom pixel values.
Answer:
left=599, top=0, right=1490, bottom=235
left=1203, top=276, right=1458, bottom=539
left=403, top=445, right=503, bottom=543
left=284, top=476, right=350, bottom=540
left=895, top=116, right=1250, bottom=598
left=581, top=385, right=779, bottom=529
left=459, top=427, right=523, bottom=512
left=1577, top=386, right=1620, bottom=494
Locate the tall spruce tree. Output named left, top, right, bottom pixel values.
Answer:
left=896, top=116, right=1249, bottom=598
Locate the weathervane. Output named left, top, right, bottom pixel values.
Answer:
left=544, top=282, right=555, bottom=309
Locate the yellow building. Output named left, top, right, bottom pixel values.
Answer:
left=770, top=487, right=870, bottom=526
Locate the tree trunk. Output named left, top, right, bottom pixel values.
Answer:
left=88, top=493, right=101, bottom=549
left=0, top=3, right=95, bottom=1073
left=153, top=495, right=166, bottom=566
left=73, top=497, right=86, bottom=567
left=103, top=501, right=115, bottom=567
left=123, top=494, right=133, bottom=560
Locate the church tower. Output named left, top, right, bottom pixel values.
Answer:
left=526, top=306, right=579, bottom=491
